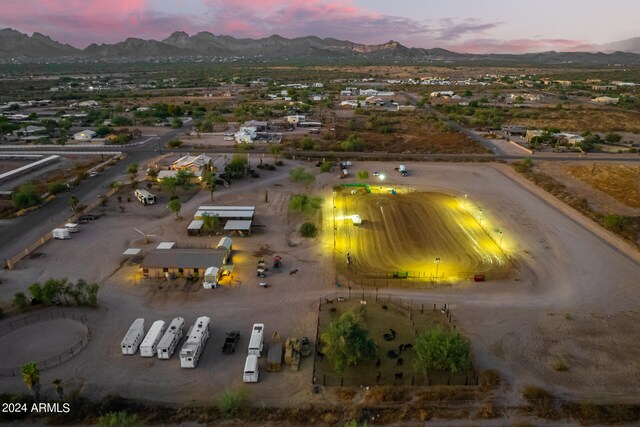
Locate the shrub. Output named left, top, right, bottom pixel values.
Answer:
left=13, top=292, right=29, bottom=310
left=217, top=388, right=248, bottom=419
left=48, top=182, right=68, bottom=195
left=12, top=184, right=41, bottom=209
left=289, top=167, right=315, bottom=183
left=553, top=359, right=568, bottom=372
left=340, top=134, right=364, bottom=152
left=300, top=222, right=318, bottom=237
left=167, top=139, right=183, bottom=149
left=275, top=160, right=284, bottom=166
left=96, top=411, right=140, bottom=427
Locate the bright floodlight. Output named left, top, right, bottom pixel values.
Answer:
left=379, top=174, right=386, bottom=181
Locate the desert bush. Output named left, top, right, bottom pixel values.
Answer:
left=217, top=388, right=248, bottom=419
left=300, top=222, right=318, bottom=238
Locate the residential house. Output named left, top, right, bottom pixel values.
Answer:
left=73, top=130, right=96, bottom=141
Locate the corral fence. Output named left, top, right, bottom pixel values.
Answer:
left=0, top=311, right=91, bottom=377
left=312, top=291, right=478, bottom=388
left=336, top=269, right=513, bottom=289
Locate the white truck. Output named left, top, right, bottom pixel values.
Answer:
left=121, top=318, right=145, bottom=355
left=140, top=320, right=166, bottom=357
left=180, top=317, right=210, bottom=368
left=157, top=317, right=185, bottom=359
left=248, top=323, right=265, bottom=357
left=398, top=164, right=407, bottom=176
left=52, top=228, right=70, bottom=240
left=134, top=189, right=156, bottom=205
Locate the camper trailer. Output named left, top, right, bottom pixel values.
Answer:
left=140, top=320, right=166, bottom=357
left=243, top=354, right=259, bottom=383
left=52, top=228, right=70, bottom=239
left=134, top=189, right=156, bottom=205
left=248, top=323, right=265, bottom=357
left=64, top=223, right=79, bottom=233
left=121, top=318, right=145, bottom=355
left=180, top=317, right=210, bottom=368
left=157, top=317, right=185, bottom=359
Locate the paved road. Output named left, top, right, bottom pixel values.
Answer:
left=0, top=126, right=189, bottom=261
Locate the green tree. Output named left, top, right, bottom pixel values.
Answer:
left=201, top=212, right=220, bottom=233
left=69, top=195, right=79, bottom=214
left=96, top=412, right=140, bottom=427
left=289, top=167, right=315, bottom=184
left=94, top=126, right=112, bottom=137
left=13, top=291, right=29, bottom=310
left=175, top=170, right=195, bottom=189
left=270, top=144, right=281, bottom=163
left=320, top=161, right=333, bottom=173
left=42, top=278, right=64, bottom=305
left=21, top=362, right=41, bottom=402
left=226, top=154, right=248, bottom=179
left=127, top=163, right=139, bottom=178
left=168, top=198, right=182, bottom=219
left=111, top=116, right=132, bottom=126
left=12, top=184, right=41, bottom=209
left=202, top=171, right=217, bottom=201
left=357, top=170, right=369, bottom=180
left=111, top=181, right=123, bottom=191
left=289, top=194, right=322, bottom=216
left=321, top=312, right=376, bottom=373
left=28, top=283, right=44, bottom=303
left=414, top=326, right=471, bottom=374
left=300, top=222, right=318, bottom=237
left=146, top=168, right=158, bottom=180
left=299, top=136, right=315, bottom=150
left=171, top=118, right=184, bottom=129
left=52, top=378, right=64, bottom=401
left=340, top=134, right=364, bottom=151
left=160, top=176, right=178, bottom=195
left=604, top=133, right=622, bottom=144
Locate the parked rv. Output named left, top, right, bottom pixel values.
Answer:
left=121, top=318, right=145, bottom=355
left=135, top=189, right=156, bottom=205
left=140, top=320, right=166, bottom=357
left=158, top=317, right=185, bottom=359
left=243, top=354, right=259, bottom=383
left=248, top=323, right=265, bottom=357
left=52, top=228, right=70, bottom=240
left=180, top=317, right=210, bottom=368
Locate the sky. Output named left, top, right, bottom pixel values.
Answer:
left=1, top=0, right=638, bottom=53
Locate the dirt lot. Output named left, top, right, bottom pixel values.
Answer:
left=1, top=160, right=639, bottom=411
left=335, top=190, right=510, bottom=279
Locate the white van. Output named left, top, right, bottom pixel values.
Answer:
left=248, top=323, right=264, bottom=357
left=65, top=223, right=79, bottom=233
left=224, top=133, right=234, bottom=141
left=243, top=354, right=259, bottom=383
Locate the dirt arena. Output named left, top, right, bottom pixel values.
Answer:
left=335, top=190, right=510, bottom=279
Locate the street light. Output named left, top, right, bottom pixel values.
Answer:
left=498, top=231, right=504, bottom=250
left=478, top=209, right=483, bottom=227
left=464, top=193, right=468, bottom=211
left=379, top=173, right=386, bottom=181
left=434, top=257, right=441, bottom=279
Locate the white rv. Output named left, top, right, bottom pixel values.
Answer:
left=157, top=317, right=185, bottom=359
left=248, top=323, right=265, bottom=357
left=134, top=189, right=156, bottom=205
left=243, top=354, right=259, bottom=383
left=140, top=320, right=166, bottom=357
left=52, top=228, right=70, bottom=239
left=180, top=317, right=210, bottom=368
left=121, top=318, right=145, bottom=355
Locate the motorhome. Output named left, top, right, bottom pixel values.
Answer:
left=180, top=317, right=210, bottom=368
left=140, top=320, right=166, bottom=357
left=121, top=318, right=145, bottom=355
left=243, top=354, right=259, bottom=383
left=135, top=189, right=156, bottom=205
left=248, top=323, right=265, bottom=357
left=157, top=317, right=185, bottom=359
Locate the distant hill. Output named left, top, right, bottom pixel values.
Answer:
left=0, top=28, right=79, bottom=58
left=1, top=28, right=640, bottom=65
left=599, top=37, right=640, bottom=54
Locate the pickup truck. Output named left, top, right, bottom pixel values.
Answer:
left=222, top=331, right=240, bottom=354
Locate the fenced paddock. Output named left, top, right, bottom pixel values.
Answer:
left=0, top=311, right=91, bottom=377
left=313, top=291, right=477, bottom=388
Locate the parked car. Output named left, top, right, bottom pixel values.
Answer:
left=222, top=331, right=241, bottom=354
left=79, top=214, right=100, bottom=222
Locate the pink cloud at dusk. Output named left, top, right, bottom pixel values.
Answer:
left=0, top=0, right=596, bottom=53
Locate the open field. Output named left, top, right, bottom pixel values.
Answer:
left=505, top=105, right=640, bottom=133
left=335, top=190, right=510, bottom=279
left=565, top=164, right=640, bottom=209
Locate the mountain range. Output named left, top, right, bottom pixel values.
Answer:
left=1, top=28, right=640, bottom=64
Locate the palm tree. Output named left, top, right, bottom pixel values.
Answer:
left=21, top=362, right=41, bottom=401
left=52, top=378, right=64, bottom=400
left=69, top=195, right=79, bottom=214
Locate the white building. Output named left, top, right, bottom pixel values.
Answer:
left=73, top=130, right=96, bottom=141
left=593, top=96, right=619, bottom=105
